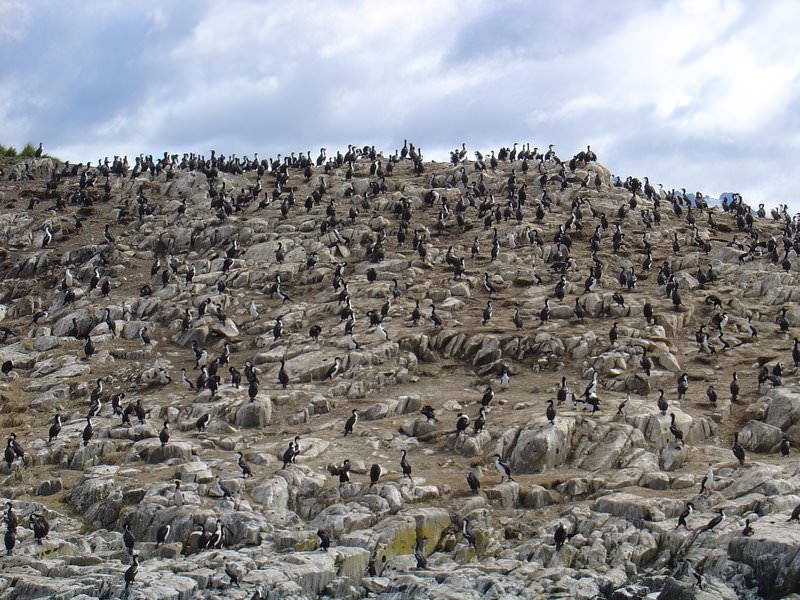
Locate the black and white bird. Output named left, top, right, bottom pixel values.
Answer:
left=48, top=414, right=62, bottom=443
left=29, top=514, right=49, bottom=544
left=322, top=357, right=342, bottom=381
left=473, top=407, right=487, bottom=433
left=237, top=451, right=253, bottom=478
left=742, top=518, right=754, bottom=537
left=344, top=409, right=358, bottom=436
left=317, top=529, right=331, bottom=551
left=159, top=421, right=170, bottom=447
left=512, top=307, right=523, bottom=330
left=467, top=470, right=481, bottom=494
left=554, top=522, right=566, bottom=551
left=483, top=272, right=496, bottom=294
left=546, top=399, right=556, bottom=424
left=669, top=413, right=684, bottom=444
left=781, top=436, right=791, bottom=457
left=282, top=441, right=296, bottom=469
left=278, top=360, right=290, bottom=389
left=676, top=502, right=694, bottom=529
left=481, top=385, right=494, bottom=408
left=456, top=413, right=470, bottom=436
left=4, top=503, right=17, bottom=535
left=499, top=365, right=510, bottom=388
left=84, top=336, right=95, bottom=358
left=640, top=349, right=652, bottom=377
left=82, top=417, right=93, bottom=446
left=482, top=300, right=493, bottom=325
left=369, top=463, right=384, bottom=487
left=539, top=298, right=550, bottom=323
left=730, top=372, right=739, bottom=403
left=123, top=522, right=135, bottom=554
left=195, top=413, right=210, bottom=432
left=156, top=523, right=171, bottom=547
left=336, top=460, right=351, bottom=485
left=5, top=435, right=23, bottom=466
left=462, top=518, right=476, bottom=547
left=700, top=464, right=714, bottom=494
left=732, top=432, right=746, bottom=466
left=697, top=508, right=725, bottom=534
left=181, top=368, right=195, bottom=390
left=494, top=454, right=513, bottom=482
left=557, top=377, right=570, bottom=405
left=574, top=297, right=585, bottom=323
left=124, top=554, right=139, bottom=590
left=4, top=525, right=14, bottom=555
left=706, top=385, right=717, bottom=406
left=400, top=450, right=412, bottom=479
left=677, top=373, right=689, bottom=401
left=172, top=481, right=183, bottom=508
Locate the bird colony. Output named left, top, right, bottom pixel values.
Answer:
left=1, top=142, right=800, bottom=599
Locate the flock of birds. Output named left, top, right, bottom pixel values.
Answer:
left=2, top=138, right=800, bottom=595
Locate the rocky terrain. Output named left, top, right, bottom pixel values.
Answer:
left=1, top=144, right=800, bottom=600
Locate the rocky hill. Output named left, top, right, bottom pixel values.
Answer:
left=1, top=145, right=800, bottom=600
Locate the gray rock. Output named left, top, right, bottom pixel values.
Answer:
left=132, top=439, right=193, bottom=464
left=510, top=419, right=574, bottom=473
left=739, top=419, right=784, bottom=452
left=234, top=398, right=272, bottom=427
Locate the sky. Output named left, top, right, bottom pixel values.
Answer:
left=1, top=0, right=799, bottom=208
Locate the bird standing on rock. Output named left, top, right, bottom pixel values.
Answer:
left=456, top=413, right=470, bottom=436
left=369, top=464, right=383, bottom=487
left=48, top=414, right=62, bottom=443
left=124, top=554, right=139, bottom=590
left=546, top=399, right=556, bottom=424
left=732, top=433, right=746, bottom=466
left=237, top=451, right=253, bottom=478
left=344, top=409, right=358, bottom=436
left=278, top=359, right=289, bottom=389
left=669, top=413, right=684, bottom=444
left=677, top=373, right=689, bottom=401
left=400, top=450, right=412, bottom=479
left=123, top=522, right=135, bottom=554
left=676, top=502, right=694, bottom=529
left=159, top=421, right=170, bottom=447
left=494, top=454, right=513, bottom=482
left=462, top=518, right=476, bottom=547
left=781, top=436, right=791, bottom=457
left=554, top=522, right=566, bottom=550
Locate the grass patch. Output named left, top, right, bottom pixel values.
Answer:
left=0, top=142, right=59, bottom=163
left=0, top=414, right=25, bottom=427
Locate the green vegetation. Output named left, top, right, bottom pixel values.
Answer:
left=0, top=143, right=18, bottom=158
left=20, top=143, right=37, bottom=158
left=0, top=142, right=58, bottom=162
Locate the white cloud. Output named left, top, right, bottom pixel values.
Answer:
left=0, top=0, right=31, bottom=41
left=2, top=0, right=799, bottom=209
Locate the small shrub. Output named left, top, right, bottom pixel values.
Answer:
left=3, top=146, right=17, bottom=158
left=0, top=414, right=24, bottom=428
left=20, top=143, right=36, bottom=158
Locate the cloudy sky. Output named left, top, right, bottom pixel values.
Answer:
left=1, top=0, right=798, bottom=208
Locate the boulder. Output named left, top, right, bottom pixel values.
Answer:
left=738, top=419, right=784, bottom=452
left=510, top=418, right=574, bottom=473
left=234, top=398, right=272, bottom=427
